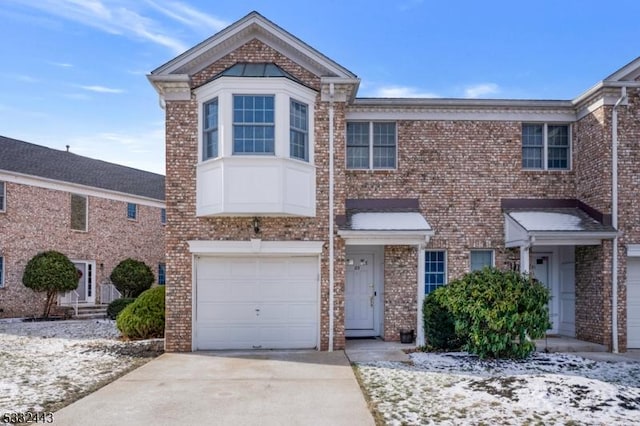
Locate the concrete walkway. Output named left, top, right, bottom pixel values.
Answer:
left=54, top=351, right=374, bottom=426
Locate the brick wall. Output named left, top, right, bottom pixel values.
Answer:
left=0, top=181, right=165, bottom=318
left=383, top=246, right=417, bottom=341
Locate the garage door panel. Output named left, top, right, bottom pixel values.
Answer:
left=195, top=256, right=319, bottom=350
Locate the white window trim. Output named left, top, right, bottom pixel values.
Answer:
left=346, top=121, right=398, bottom=170
left=470, top=249, right=495, bottom=271
left=195, top=77, right=316, bottom=164
left=425, top=249, right=448, bottom=292
left=522, top=123, right=572, bottom=171
left=70, top=193, right=88, bottom=232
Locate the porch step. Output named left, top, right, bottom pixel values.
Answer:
left=72, top=304, right=109, bottom=320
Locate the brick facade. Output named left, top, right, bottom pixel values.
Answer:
left=153, top=12, right=640, bottom=353
left=0, top=181, right=165, bottom=318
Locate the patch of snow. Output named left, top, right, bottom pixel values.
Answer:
left=351, top=212, right=431, bottom=231
left=0, top=320, right=158, bottom=413
left=510, top=211, right=584, bottom=231
left=356, top=352, right=640, bottom=425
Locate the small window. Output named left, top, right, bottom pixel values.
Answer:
left=425, top=250, right=447, bottom=294
left=347, top=122, right=396, bottom=169
left=290, top=99, right=308, bottom=161
left=522, top=123, right=570, bottom=170
left=127, top=203, right=137, bottom=220
left=160, top=208, right=166, bottom=225
left=0, top=181, right=5, bottom=212
left=470, top=250, right=494, bottom=272
left=70, top=194, right=88, bottom=231
left=233, top=95, right=275, bottom=154
left=0, top=255, right=4, bottom=288
left=203, top=98, right=219, bottom=160
left=158, top=263, right=166, bottom=285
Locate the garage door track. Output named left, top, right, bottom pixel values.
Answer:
left=54, top=350, right=374, bottom=426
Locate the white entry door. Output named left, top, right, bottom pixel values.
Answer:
left=559, top=261, right=576, bottom=336
left=73, top=261, right=95, bottom=304
left=345, top=254, right=375, bottom=334
left=627, top=258, right=640, bottom=348
left=533, top=255, right=557, bottom=333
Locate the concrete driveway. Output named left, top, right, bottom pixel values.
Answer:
left=54, top=350, right=374, bottom=426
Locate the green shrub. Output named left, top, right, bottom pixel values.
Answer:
left=423, top=287, right=462, bottom=350
left=440, top=267, right=550, bottom=359
left=22, top=251, right=79, bottom=318
left=107, top=298, right=135, bottom=320
left=116, top=286, right=165, bottom=339
left=110, top=258, right=154, bottom=298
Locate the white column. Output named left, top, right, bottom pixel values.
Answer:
left=416, top=244, right=426, bottom=346
left=520, top=245, right=530, bottom=274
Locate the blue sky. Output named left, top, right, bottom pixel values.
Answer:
left=1, top=0, right=639, bottom=174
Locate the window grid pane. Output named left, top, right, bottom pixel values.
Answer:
left=290, top=100, right=308, bottom=161
left=425, top=251, right=446, bottom=294
left=233, top=95, right=275, bottom=155
left=127, top=203, right=137, bottom=220
left=522, top=124, right=544, bottom=169
left=347, top=122, right=370, bottom=169
left=0, top=181, right=5, bottom=211
left=158, top=263, right=166, bottom=285
left=373, top=122, right=396, bottom=168
left=160, top=208, right=166, bottom=224
left=547, top=125, right=569, bottom=169
left=470, top=250, right=493, bottom=272
left=203, top=99, right=219, bottom=160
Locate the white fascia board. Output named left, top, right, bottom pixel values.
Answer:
left=188, top=239, right=324, bottom=255
left=529, top=232, right=617, bottom=246
left=0, top=170, right=165, bottom=208
left=628, top=245, right=640, bottom=257
left=347, top=109, right=576, bottom=122
left=338, top=230, right=433, bottom=246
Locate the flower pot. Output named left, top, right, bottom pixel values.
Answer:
left=400, top=329, right=415, bottom=344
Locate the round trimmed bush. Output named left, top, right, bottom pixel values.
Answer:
left=22, top=251, right=79, bottom=318
left=107, top=298, right=135, bottom=320
left=116, top=286, right=165, bottom=339
left=110, top=258, right=154, bottom=298
left=423, top=287, right=462, bottom=351
left=440, top=267, right=550, bottom=359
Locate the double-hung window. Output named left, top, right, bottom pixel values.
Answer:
left=290, top=99, right=309, bottom=161
left=522, top=123, right=570, bottom=170
left=425, top=251, right=446, bottom=294
left=233, top=95, right=275, bottom=154
left=470, top=250, right=494, bottom=272
left=203, top=98, right=219, bottom=160
left=160, top=208, right=166, bottom=225
left=347, top=122, right=396, bottom=169
left=70, top=194, right=88, bottom=231
left=158, top=263, right=166, bottom=285
left=0, top=181, right=5, bottom=212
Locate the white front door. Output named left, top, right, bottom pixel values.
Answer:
left=533, top=254, right=557, bottom=333
left=73, top=261, right=95, bottom=304
left=345, top=254, right=375, bottom=334
left=627, top=258, right=640, bottom=348
left=559, top=260, right=576, bottom=336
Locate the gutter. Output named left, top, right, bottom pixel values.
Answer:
left=611, top=86, right=627, bottom=353
left=328, top=83, right=335, bottom=352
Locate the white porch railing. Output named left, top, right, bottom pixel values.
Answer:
left=59, top=290, right=79, bottom=316
left=100, top=283, right=122, bottom=304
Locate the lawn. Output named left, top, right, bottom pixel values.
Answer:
left=356, top=351, right=640, bottom=425
left=0, top=319, right=162, bottom=415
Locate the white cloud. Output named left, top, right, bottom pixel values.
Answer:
left=372, top=85, right=439, bottom=98
left=49, top=62, right=74, bottom=68
left=78, top=85, right=125, bottom=94
left=145, top=0, right=229, bottom=34
left=464, top=83, right=500, bottom=98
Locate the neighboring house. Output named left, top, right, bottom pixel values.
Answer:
left=149, top=11, right=640, bottom=352
left=0, top=136, right=166, bottom=318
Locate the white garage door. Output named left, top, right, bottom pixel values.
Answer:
left=628, top=258, right=640, bottom=348
left=195, top=256, right=319, bottom=350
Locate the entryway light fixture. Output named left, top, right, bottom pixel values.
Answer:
left=253, top=217, right=261, bottom=234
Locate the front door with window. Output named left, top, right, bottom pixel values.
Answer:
left=345, top=253, right=376, bottom=336
left=73, top=261, right=95, bottom=304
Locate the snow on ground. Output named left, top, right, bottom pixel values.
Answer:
left=0, top=320, right=160, bottom=414
left=357, top=352, right=640, bottom=425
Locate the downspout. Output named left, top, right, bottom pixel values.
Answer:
left=328, top=83, right=335, bottom=352
left=611, top=86, right=627, bottom=353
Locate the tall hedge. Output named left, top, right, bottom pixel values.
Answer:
left=110, top=258, right=154, bottom=298
left=22, top=251, right=78, bottom=318
left=423, top=287, right=462, bottom=350
left=439, top=267, right=550, bottom=359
